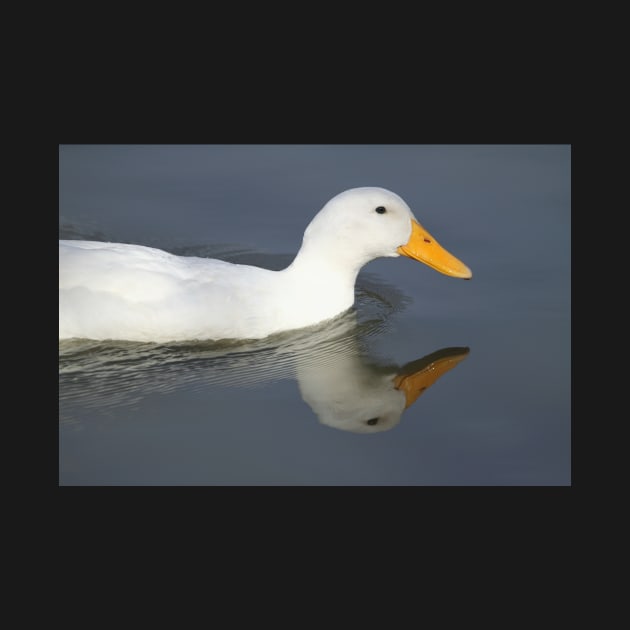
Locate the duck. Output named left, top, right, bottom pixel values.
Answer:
left=59, top=187, right=472, bottom=342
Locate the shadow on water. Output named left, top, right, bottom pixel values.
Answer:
left=59, top=249, right=471, bottom=433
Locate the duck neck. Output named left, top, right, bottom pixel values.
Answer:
left=283, top=243, right=364, bottom=316
left=287, top=242, right=363, bottom=288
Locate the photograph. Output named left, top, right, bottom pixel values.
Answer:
left=59, top=144, right=571, bottom=486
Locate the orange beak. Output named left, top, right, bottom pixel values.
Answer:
left=393, top=347, right=470, bottom=409
left=397, top=219, right=472, bottom=279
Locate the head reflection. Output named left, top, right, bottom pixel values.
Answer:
left=296, top=346, right=469, bottom=433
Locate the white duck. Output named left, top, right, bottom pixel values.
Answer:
left=59, top=187, right=472, bottom=342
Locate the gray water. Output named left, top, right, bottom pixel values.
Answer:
left=59, top=144, right=571, bottom=485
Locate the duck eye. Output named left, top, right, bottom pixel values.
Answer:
left=375, top=206, right=386, bottom=214
left=366, top=417, right=379, bottom=426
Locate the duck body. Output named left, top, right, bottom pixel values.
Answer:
left=59, top=187, right=472, bottom=342
left=59, top=240, right=357, bottom=342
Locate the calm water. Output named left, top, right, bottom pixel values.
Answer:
left=59, top=145, right=571, bottom=485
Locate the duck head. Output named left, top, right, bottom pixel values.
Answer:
left=299, top=187, right=472, bottom=278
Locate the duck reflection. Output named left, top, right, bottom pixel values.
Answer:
left=297, top=346, right=468, bottom=433
left=59, top=309, right=469, bottom=433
